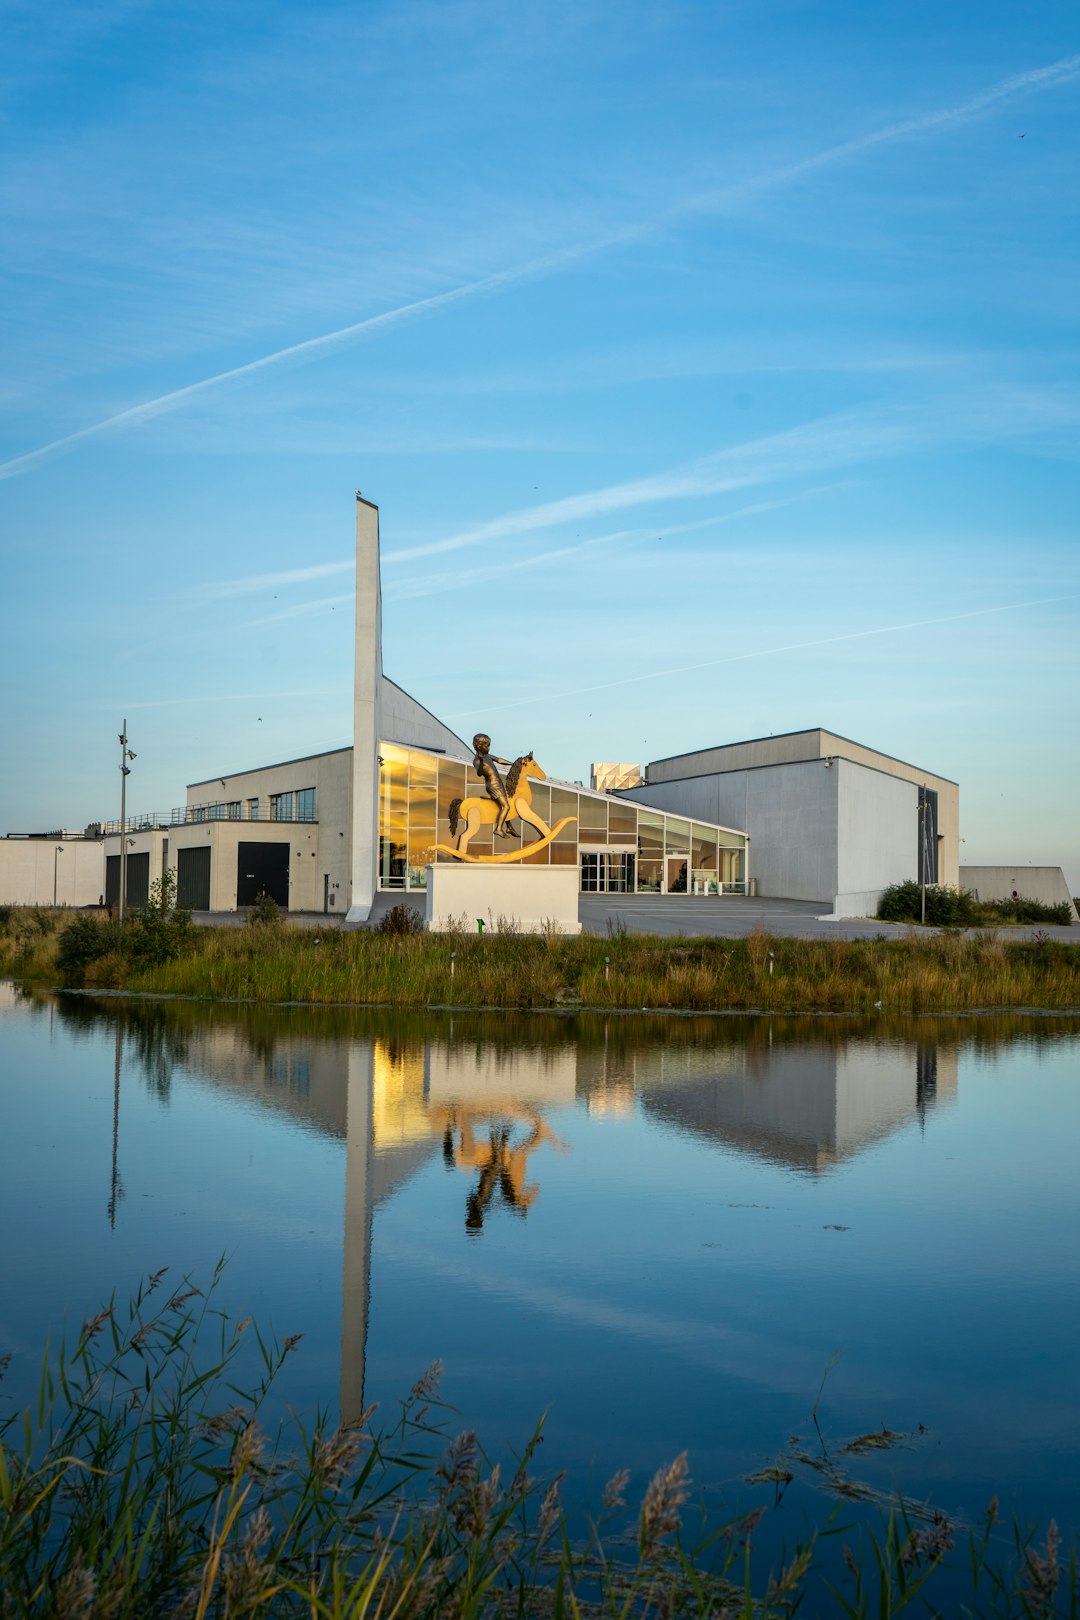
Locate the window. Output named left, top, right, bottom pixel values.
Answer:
left=270, top=791, right=293, bottom=821
left=296, top=787, right=316, bottom=821
left=208, top=802, right=225, bottom=821
left=248, top=798, right=259, bottom=819
left=227, top=802, right=241, bottom=820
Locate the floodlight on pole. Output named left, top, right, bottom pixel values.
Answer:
left=118, top=721, right=136, bottom=921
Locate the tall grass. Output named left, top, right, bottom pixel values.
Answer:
left=1, top=907, right=1077, bottom=1013
left=2, top=1270, right=1076, bottom=1617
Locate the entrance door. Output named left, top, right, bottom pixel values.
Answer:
left=237, top=842, right=290, bottom=908
left=667, top=857, right=688, bottom=893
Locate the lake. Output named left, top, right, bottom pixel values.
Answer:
left=2, top=980, right=1078, bottom=1574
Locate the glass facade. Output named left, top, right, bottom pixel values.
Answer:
left=378, top=742, right=748, bottom=895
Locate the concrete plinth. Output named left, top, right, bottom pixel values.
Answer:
left=425, top=864, right=581, bottom=934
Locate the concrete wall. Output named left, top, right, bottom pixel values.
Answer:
left=425, top=864, right=581, bottom=934
left=625, top=757, right=838, bottom=903
left=0, top=836, right=105, bottom=906
left=187, top=749, right=353, bottom=912
left=349, top=495, right=382, bottom=922
left=102, top=828, right=169, bottom=901
left=170, top=820, right=322, bottom=911
left=382, top=678, right=468, bottom=755
left=645, top=727, right=959, bottom=888
left=961, top=865, right=1078, bottom=917
left=834, top=760, right=918, bottom=917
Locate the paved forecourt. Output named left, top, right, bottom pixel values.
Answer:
left=194, top=891, right=1077, bottom=942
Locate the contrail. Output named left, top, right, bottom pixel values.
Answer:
left=0, top=251, right=588, bottom=482
left=449, top=593, right=1080, bottom=719
left=3, top=50, right=1078, bottom=484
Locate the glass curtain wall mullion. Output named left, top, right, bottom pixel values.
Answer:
left=379, top=748, right=748, bottom=894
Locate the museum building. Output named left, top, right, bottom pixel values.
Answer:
left=2, top=496, right=975, bottom=920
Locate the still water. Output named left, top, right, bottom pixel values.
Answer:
left=2, top=979, right=1079, bottom=1555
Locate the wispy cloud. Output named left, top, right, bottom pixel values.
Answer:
left=112, top=686, right=345, bottom=711
left=201, top=559, right=354, bottom=599
left=388, top=387, right=1080, bottom=565
left=451, top=593, right=1080, bottom=719
left=385, top=485, right=844, bottom=602
left=238, top=593, right=354, bottom=630
left=2, top=51, right=1078, bottom=483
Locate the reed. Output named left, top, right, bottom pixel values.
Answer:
left=1, top=1270, right=1075, bottom=1617
left=1, top=907, right=1078, bottom=1013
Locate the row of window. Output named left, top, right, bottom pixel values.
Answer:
left=377, top=743, right=747, bottom=893
left=189, top=788, right=317, bottom=823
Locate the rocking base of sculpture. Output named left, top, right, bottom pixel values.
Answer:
left=430, top=816, right=576, bottom=865
left=425, top=864, right=581, bottom=935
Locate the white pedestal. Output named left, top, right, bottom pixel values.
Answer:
left=425, top=864, right=581, bottom=934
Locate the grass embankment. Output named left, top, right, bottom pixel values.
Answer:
left=1, top=1270, right=1073, bottom=1618
left=2, top=906, right=1079, bottom=1012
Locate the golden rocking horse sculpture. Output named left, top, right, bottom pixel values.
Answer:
left=432, top=752, right=576, bottom=863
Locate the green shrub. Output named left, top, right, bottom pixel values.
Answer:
left=56, top=914, right=117, bottom=985
left=878, top=882, right=978, bottom=927
left=128, top=869, right=194, bottom=967
left=247, top=890, right=282, bottom=927
left=991, top=897, right=1075, bottom=925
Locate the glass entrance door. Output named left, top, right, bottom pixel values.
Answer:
left=580, top=852, right=636, bottom=893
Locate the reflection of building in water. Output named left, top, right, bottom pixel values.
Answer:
left=173, top=1025, right=575, bottom=1419
left=634, top=1041, right=958, bottom=1172
left=136, top=1015, right=957, bottom=1418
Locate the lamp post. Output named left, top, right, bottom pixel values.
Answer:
left=919, top=786, right=927, bottom=927
left=118, top=721, right=136, bottom=921
left=53, top=844, right=64, bottom=906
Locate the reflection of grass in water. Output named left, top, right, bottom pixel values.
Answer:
left=1, top=1269, right=1073, bottom=1617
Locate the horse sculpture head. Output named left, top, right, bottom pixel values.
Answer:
left=506, top=753, right=545, bottom=794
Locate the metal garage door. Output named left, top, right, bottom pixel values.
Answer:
left=105, top=852, right=150, bottom=911
left=177, top=846, right=211, bottom=911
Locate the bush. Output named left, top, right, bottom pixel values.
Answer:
left=377, top=901, right=424, bottom=936
left=878, top=882, right=979, bottom=928
left=56, top=915, right=117, bottom=985
left=247, top=891, right=281, bottom=927
left=128, top=869, right=194, bottom=967
left=991, top=897, right=1075, bottom=926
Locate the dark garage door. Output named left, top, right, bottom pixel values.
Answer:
left=237, top=842, right=290, bottom=909
left=105, top=852, right=150, bottom=911
left=177, top=846, right=211, bottom=911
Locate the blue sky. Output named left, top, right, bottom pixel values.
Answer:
left=2, top=1, right=1078, bottom=886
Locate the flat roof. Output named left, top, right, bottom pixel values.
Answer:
left=187, top=746, right=350, bottom=789
left=646, top=727, right=957, bottom=787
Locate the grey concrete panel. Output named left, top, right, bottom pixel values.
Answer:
left=381, top=678, right=469, bottom=756
left=961, top=865, right=1078, bottom=917
left=835, top=760, right=917, bottom=915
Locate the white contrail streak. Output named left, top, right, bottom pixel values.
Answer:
left=2, top=52, right=1077, bottom=483
left=449, top=593, right=1080, bottom=718
left=0, top=246, right=592, bottom=483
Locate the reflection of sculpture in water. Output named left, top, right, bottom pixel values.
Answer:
left=431, top=1103, right=565, bottom=1232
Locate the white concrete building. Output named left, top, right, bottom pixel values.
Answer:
left=620, top=729, right=959, bottom=917
left=14, top=493, right=1056, bottom=925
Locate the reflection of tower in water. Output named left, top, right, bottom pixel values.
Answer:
left=108, top=1022, right=124, bottom=1230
